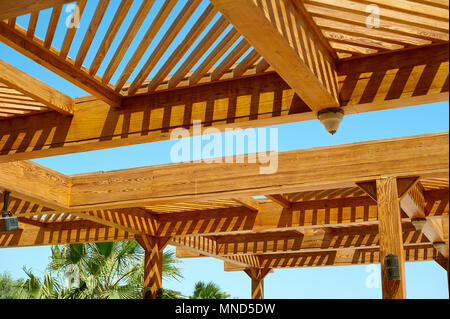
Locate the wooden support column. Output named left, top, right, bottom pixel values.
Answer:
left=244, top=268, right=271, bottom=299
left=136, top=236, right=170, bottom=299
left=376, top=177, right=407, bottom=299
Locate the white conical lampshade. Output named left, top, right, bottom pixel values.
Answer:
left=318, top=108, right=344, bottom=135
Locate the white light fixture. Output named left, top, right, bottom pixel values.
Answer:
left=318, top=108, right=344, bottom=135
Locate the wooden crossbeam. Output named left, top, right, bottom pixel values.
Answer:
left=0, top=219, right=134, bottom=248
left=157, top=192, right=448, bottom=237
left=257, top=245, right=440, bottom=269
left=74, top=208, right=158, bottom=237
left=401, top=184, right=449, bottom=257
left=68, top=133, right=449, bottom=210
left=0, top=0, right=74, bottom=20
left=0, top=42, right=448, bottom=163
left=214, top=224, right=430, bottom=256
left=0, top=73, right=311, bottom=163
left=210, top=0, right=340, bottom=113
left=339, top=44, right=449, bottom=113
left=0, top=22, right=122, bottom=107
left=0, top=59, right=73, bottom=115
left=265, top=195, right=292, bottom=209
left=0, top=133, right=448, bottom=212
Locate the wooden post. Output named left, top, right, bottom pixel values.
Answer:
left=137, top=236, right=170, bottom=299
left=244, top=268, right=271, bottom=299
left=376, top=177, right=407, bottom=299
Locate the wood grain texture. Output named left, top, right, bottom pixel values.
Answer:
left=377, top=177, right=406, bottom=299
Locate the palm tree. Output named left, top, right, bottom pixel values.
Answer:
left=190, top=281, right=231, bottom=299
left=0, top=272, right=24, bottom=299
left=19, top=241, right=184, bottom=299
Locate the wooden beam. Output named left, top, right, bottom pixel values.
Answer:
left=0, top=0, right=74, bottom=20
left=0, top=133, right=448, bottom=213
left=157, top=191, right=448, bottom=237
left=255, top=245, right=439, bottom=269
left=68, top=133, right=449, bottom=210
left=210, top=0, right=340, bottom=113
left=0, top=161, right=69, bottom=211
left=0, top=59, right=73, bottom=115
left=215, top=224, right=429, bottom=256
left=377, top=177, right=406, bottom=299
left=0, top=22, right=122, bottom=107
left=339, top=44, right=449, bottom=113
left=1, top=43, right=448, bottom=163
left=244, top=268, right=272, bottom=299
left=0, top=134, right=448, bottom=218
left=401, top=184, right=448, bottom=257
left=0, top=73, right=312, bottom=163
left=233, top=197, right=260, bottom=211
left=0, top=220, right=134, bottom=248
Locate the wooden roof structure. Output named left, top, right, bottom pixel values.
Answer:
left=0, top=0, right=448, bottom=299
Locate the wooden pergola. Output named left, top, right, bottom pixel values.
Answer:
left=0, top=0, right=448, bottom=299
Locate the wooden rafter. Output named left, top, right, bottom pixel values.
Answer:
left=210, top=0, right=340, bottom=113
left=0, top=59, right=73, bottom=115
left=0, top=22, right=122, bottom=107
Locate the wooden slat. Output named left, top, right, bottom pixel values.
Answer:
left=210, top=38, right=251, bottom=81
left=74, top=0, right=110, bottom=68
left=101, top=0, right=156, bottom=85
left=0, top=22, right=122, bottom=107
left=43, top=4, right=63, bottom=48
left=68, top=133, right=449, bottom=210
left=168, top=16, right=229, bottom=89
left=189, top=28, right=240, bottom=85
left=60, top=0, right=88, bottom=58
left=145, top=4, right=217, bottom=93
left=89, top=0, right=133, bottom=75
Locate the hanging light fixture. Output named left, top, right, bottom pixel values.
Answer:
left=0, top=191, right=19, bottom=232
left=318, top=108, right=344, bottom=135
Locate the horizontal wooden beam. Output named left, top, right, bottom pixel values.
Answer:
left=0, top=73, right=311, bottom=162
left=215, top=224, right=429, bottom=256
left=339, top=44, right=449, bottom=113
left=210, top=0, right=339, bottom=113
left=0, top=161, right=69, bottom=211
left=74, top=208, right=158, bottom=237
left=0, top=0, right=74, bottom=20
left=157, top=191, right=448, bottom=237
left=69, top=133, right=449, bottom=209
left=258, top=245, right=440, bottom=269
left=0, top=133, right=448, bottom=212
left=0, top=59, right=73, bottom=115
left=0, top=44, right=447, bottom=163
left=225, top=245, right=443, bottom=270
left=0, top=22, right=121, bottom=107
left=0, top=219, right=134, bottom=248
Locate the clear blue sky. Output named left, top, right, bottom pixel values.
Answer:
left=0, top=0, right=449, bottom=299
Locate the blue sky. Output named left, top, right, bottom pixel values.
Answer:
left=0, top=0, right=449, bottom=299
